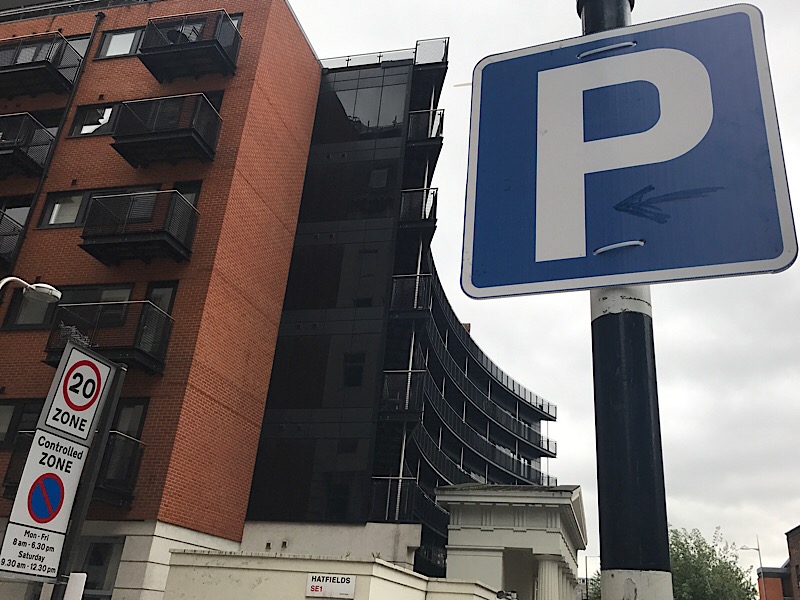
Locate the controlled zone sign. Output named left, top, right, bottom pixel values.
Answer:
left=462, top=4, right=796, bottom=297
left=0, top=343, right=116, bottom=581
left=0, top=430, right=87, bottom=579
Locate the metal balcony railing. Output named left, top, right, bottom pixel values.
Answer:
left=390, top=274, right=431, bottom=312
left=45, top=301, right=173, bottom=374
left=399, top=188, right=437, bottom=223
left=380, top=371, right=425, bottom=414
left=94, top=431, right=145, bottom=506
left=369, top=477, right=449, bottom=538
left=3, top=431, right=144, bottom=507
left=410, top=426, right=476, bottom=485
left=319, top=37, right=448, bottom=69
left=408, top=109, right=444, bottom=142
left=415, top=544, right=447, bottom=570
left=112, top=93, right=221, bottom=167
left=138, top=10, right=241, bottom=82
left=422, top=372, right=555, bottom=485
left=427, top=256, right=558, bottom=420
left=425, top=318, right=557, bottom=457
left=0, top=113, right=54, bottom=177
left=81, top=190, right=198, bottom=264
left=0, top=211, right=23, bottom=267
left=0, top=32, right=82, bottom=98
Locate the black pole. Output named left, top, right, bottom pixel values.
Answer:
left=50, top=364, right=127, bottom=600
left=578, top=0, right=673, bottom=598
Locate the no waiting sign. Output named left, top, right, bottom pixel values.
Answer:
left=40, top=343, right=115, bottom=444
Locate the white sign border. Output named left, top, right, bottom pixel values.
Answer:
left=462, top=3, right=796, bottom=298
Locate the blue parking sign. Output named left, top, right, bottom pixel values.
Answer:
left=462, top=4, right=796, bottom=297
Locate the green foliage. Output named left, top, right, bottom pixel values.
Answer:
left=585, top=527, right=757, bottom=600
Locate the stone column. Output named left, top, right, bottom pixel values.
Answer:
left=536, top=558, right=560, bottom=600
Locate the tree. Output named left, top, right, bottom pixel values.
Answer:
left=586, top=527, right=757, bottom=600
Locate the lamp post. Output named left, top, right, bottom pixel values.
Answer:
left=0, top=276, right=62, bottom=303
left=741, top=538, right=765, bottom=600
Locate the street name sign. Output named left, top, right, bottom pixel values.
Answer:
left=462, top=4, right=796, bottom=297
left=0, top=343, right=117, bottom=581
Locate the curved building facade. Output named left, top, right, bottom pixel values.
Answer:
left=246, top=38, right=557, bottom=577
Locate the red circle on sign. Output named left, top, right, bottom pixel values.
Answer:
left=62, top=360, right=102, bottom=412
left=28, top=473, right=65, bottom=524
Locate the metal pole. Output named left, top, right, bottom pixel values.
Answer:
left=578, top=2, right=673, bottom=599
left=50, top=364, right=127, bottom=600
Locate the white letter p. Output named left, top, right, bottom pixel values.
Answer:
left=535, top=48, right=713, bottom=262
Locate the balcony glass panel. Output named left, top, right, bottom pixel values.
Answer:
left=138, top=10, right=241, bottom=82
left=390, top=274, right=431, bottom=312
left=369, top=477, right=449, bottom=538
left=80, top=190, right=198, bottom=264
left=399, top=188, right=437, bottom=223
left=45, top=301, right=173, bottom=374
left=407, top=109, right=444, bottom=142
left=414, top=38, right=449, bottom=65
left=0, top=32, right=82, bottom=98
left=0, top=113, right=54, bottom=177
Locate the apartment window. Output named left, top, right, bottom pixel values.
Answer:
left=74, top=537, right=124, bottom=599
left=146, top=281, right=177, bottom=314
left=173, top=181, right=202, bottom=206
left=0, top=195, right=32, bottom=228
left=70, top=104, right=119, bottom=136
left=97, top=28, right=143, bottom=58
left=40, top=186, right=158, bottom=227
left=112, top=398, right=147, bottom=438
left=229, top=13, right=243, bottom=30
left=0, top=400, right=44, bottom=449
left=3, top=284, right=132, bottom=330
left=343, top=353, right=365, bottom=387
left=66, top=34, right=91, bottom=58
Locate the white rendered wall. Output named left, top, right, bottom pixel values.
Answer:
left=162, top=551, right=496, bottom=600
left=241, top=521, right=422, bottom=570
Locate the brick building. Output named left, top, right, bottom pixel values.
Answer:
left=0, top=0, right=559, bottom=598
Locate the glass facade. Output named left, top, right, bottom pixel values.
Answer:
left=248, top=39, right=556, bottom=577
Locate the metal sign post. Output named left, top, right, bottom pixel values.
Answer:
left=579, top=2, right=673, bottom=599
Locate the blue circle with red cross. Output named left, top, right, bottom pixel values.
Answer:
left=28, top=473, right=65, bottom=524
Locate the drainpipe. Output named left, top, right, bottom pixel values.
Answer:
left=10, top=11, right=106, bottom=273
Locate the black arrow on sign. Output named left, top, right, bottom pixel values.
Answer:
left=614, top=185, right=725, bottom=224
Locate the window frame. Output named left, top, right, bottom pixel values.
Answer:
left=39, top=185, right=160, bottom=229
left=0, top=399, right=44, bottom=450
left=69, top=103, right=121, bottom=137
left=96, top=27, right=144, bottom=59
left=146, top=280, right=178, bottom=315
left=2, top=283, right=134, bottom=331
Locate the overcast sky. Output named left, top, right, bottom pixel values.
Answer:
left=289, top=0, right=800, bottom=579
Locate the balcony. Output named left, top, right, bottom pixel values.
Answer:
left=369, top=477, right=449, bottom=539
left=399, top=188, right=437, bottom=227
left=389, top=274, right=431, bottom=316
left=111, top=94, right=221, bottom=167
left=3, top=431, right=144, bottom=508
left=45, top=301, right=173, bottom=374
left=379, top=371, right=425, bottom=420
left=138, top=10, right=241, bottom=83
left=423, top=373, right=556, bottom=485
left=80, top=190, right=198, bottom=265
left=410, top=426, right=476, bottom=486
left=0, top=113, right=54, bottom=177
left=427, top=257, right=557, bottom=420
left=0, top=211, right=23, bottom=270
left=425, top=318, right=557, bottom=458
left=0, top=32, right=82, bottom=98
left=407, top=109, right=444, bottom=143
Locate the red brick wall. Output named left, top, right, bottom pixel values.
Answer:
left=788, top=527, right=800, bottom=600
left=761, top=575, right=786, bottom=600
left=0, top=0, right=319, bottom=541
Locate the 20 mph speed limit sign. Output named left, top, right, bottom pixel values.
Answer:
left=40, top=343, right=115, bottom=445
